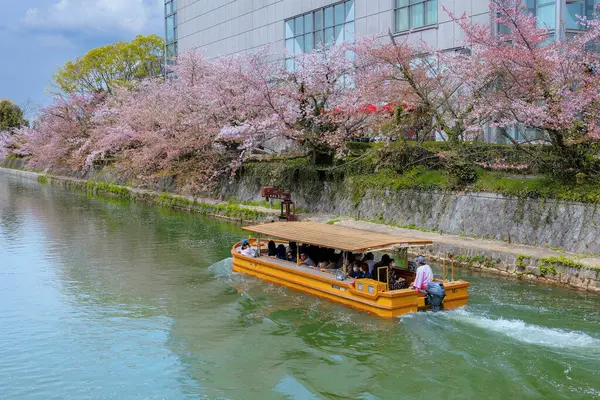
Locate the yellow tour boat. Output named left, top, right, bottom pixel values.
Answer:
left=231, top=222, right=470, bottom=318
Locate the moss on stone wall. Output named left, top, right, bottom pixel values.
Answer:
left=240, top=156, right=600, bottom=207
left=42, top=175, right=268, bottom=222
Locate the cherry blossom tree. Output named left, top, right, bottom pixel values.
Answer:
left=352, top=35, right=473, bottom=144
left=7, top=94, right=104, bottom=172
left=448, top=0, right=600, bottom=178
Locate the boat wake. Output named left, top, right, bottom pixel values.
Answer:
left=443, top=309, right=600, bottom=350
left=207, top=258, right=234, bottom=278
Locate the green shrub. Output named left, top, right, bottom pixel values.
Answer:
left=447, top=161, right=481, bottom=188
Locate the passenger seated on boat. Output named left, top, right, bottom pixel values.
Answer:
left=267, top=240, right=277, bottom=257
left=372, top=254, right=392, bottom=282
left=349, top=261, right=362, bottom=278
left=287, top=242, right=297, bottom=261
left=317, top=247, right=331, bottom=266
left=388, top=258, right=408, bottom=290
left=410, top=255, right=434, bottom=291
left=300, top=253, right=316, bottom=267
left=360, top=262, right=372, bottom=279
left=363, top=252, right=376, bottom=274
left=276, top=244, right=287, bottom=260
left=337, top=251, right=354, bottom=269
left=308, top=245, right=321, bottom=264
left=240, top=240, right=257, bottom=258
left=320, top=255, right=338, bottom=270
left=353, top=253, right=363, bottom=265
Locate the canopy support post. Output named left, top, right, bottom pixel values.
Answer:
left=442, top=258, right=446, bottom=281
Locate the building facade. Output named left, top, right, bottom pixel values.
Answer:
left=166, top=0, right=599, bottom=60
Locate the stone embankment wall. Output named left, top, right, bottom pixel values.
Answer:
left=425, top=244, right=600, bottom=293
left=223, top=176, right=600, bottom=254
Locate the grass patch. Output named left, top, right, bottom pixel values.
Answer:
left=454, top=254, right=496, bottom=268
left=473, top=172, right=600, bottom=203
left=37, top=175, right=48, bottom=184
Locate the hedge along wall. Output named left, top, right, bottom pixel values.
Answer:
left=220, top=159, right=600, bottom=254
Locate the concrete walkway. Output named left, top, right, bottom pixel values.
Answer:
left=308, top=214, right=600, bottom=269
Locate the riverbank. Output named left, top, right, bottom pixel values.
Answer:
left=2, top=166, right=599, bottom=294
left=0, top=167, right=279, bottom=223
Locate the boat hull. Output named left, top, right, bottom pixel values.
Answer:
left=231, top=247, right=469, bottom=318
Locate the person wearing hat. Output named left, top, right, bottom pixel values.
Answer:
left=239, top=239, right=256, bottom=258
left=411, top=255, right=433, bottom=290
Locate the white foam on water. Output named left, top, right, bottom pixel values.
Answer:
left=444, top=309, right=600, bottom=350
left=274, top=376, right=320, bottom=400
left=207, top=257, right=233, bottom=278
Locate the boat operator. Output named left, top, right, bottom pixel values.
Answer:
left=410, top=256, right=433, bottom=290
left=239, top=239, right=257, bottom=258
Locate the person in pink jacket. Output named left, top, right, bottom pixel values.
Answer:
left=411, top=256, right=433, bottom=290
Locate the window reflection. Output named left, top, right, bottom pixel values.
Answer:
left=284, top=1, right=355, bottom=70
left=395, top=0, right=438, bottom=33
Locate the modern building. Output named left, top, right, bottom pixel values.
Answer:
left=166, top=0, right=599, bottom=61
left=165, top=0, right=598, bottom=143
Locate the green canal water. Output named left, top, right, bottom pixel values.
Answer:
left=1, top=171, right=599, bottom=400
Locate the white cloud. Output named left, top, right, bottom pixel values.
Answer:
left=21, top=0, right=163, bottom=36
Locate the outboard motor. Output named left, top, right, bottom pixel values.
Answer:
left=425, top=282, right=446, bottom=312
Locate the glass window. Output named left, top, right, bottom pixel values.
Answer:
left=315, top=30, right=324, bottom=47
left=325, top=27, right=334, bottom=47
left=396, top=8, right=409, bottom=32
left=295, top=15, right=304, bottom=35
left=285, top=19, right=294, bottom=39
left=166, top=15, right=175, bottom=43
left=284, top=1, right=356, bottom=68
left=304, top=33, right=314, bottom=52
left=315, top=10, right=323, bottom=30
left=346, top=0, right=355, bottom=22
left=325, top=6, right=334, bottom=28
left=345, top=21, right=355, bottom=44
left=166, top=43, right=175, bottom=58
left=335, top=3, right=345, bottom=25
left=567, top=1, right=584, bottom=29
left=294, top=35, right=304, bottom=53
left=536, top=3, right=555, bottom=29
left=285, top=58, right=295, bottom=71
left=164, top=0, right=178, bottom=62
left=411, top=3, right=424, bottom=28
left=501, top=0, right=557, bottom=34
left=395, top=0, right=437, bottom=32
left=286, top=38, right=294, bottom=54
left=586, top=0, right=597, bottom=19
left=425, top=0, right=437, bottom=25
left=305, top=13, right=313, bottom=33
left=335, top=24, right=344, bottom=45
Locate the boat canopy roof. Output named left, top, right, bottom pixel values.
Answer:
left=242, top=222, right=433, bottom=252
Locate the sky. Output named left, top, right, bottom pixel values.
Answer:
left=0, top=0, right=164, bottom=117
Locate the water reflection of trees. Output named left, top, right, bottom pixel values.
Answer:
left=1, top=174, right=244, bottom=314
left=0, top=178, right=32, bottom=243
